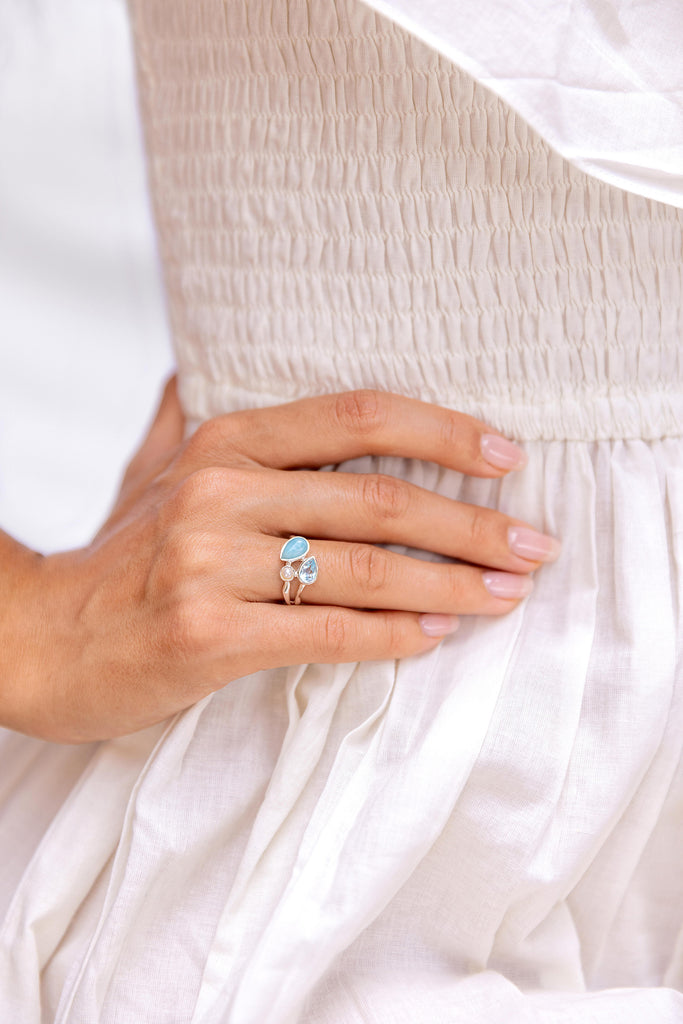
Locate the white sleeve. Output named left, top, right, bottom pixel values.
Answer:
left=359, top=0, right=683, bottom=209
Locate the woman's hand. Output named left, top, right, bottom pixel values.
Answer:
left=5, top=382, right=559, bottom=744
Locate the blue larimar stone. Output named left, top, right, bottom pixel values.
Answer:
left=280, top=536, right=309, bottom=561
left=298, top=556, right=318, bottom=585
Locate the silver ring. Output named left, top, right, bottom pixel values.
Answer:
left=279, top=536, right=319, bottom=605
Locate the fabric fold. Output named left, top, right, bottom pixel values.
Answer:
left=357, top=0, right=683, bottom=208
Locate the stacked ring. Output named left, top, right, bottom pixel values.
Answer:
left=279, top=536, right=319, bottom=605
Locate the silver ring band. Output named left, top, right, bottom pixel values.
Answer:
left=279, top=536, right=319, bottom=605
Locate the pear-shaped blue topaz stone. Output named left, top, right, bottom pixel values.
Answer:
left=298, top=556, right=318, bottom=586
left=280, top=536, right=309, bottom=561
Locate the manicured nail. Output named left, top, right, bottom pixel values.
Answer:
left=508, top=526, right=561, bottom=562
left=480, top=434, right=528, bottom=471
left=482, top=571, right=534, bottom=600
left=420, top=613, right=460, bottom=638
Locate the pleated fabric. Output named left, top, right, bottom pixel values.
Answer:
left=1, top=0, right=682, bottom=1021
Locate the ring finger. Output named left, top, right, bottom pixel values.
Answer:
left=242, top=535, right=535, bottom=615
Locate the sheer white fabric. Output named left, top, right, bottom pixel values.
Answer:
left=0, top=1, right=682, bottom=1021
left=361, top=0, right=683, bottom=209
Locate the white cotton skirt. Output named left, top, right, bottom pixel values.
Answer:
left=0, top=439, right=682, bottom=1022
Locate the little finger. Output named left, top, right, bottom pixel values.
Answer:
left=233, top=602, right=461, bottom=672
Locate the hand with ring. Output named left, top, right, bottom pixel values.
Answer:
left=0, top=381, right=560, bottom=744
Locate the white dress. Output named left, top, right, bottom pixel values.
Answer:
left=1, top=1, right=682, bottom=1021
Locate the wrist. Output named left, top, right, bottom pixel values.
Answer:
left=0, top=533, right=89, bottom=741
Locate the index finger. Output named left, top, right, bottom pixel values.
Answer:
left=184, top=389, right=528, bottom=478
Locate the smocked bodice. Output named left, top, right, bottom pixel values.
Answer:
left=129, top=0, right=683, bottom=441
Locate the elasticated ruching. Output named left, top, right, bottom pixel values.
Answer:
left=129, top=0, right=683, bottom=441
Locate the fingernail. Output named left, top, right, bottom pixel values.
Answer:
left=483, top=571, right=534, bottom=600
left=480, top=434, right=528, bottom=471
left=419, top=613, right=460, bottom=638
left=508, top=526, right=561, bottom=562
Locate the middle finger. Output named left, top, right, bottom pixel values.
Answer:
left=248, top=468, right=560, bottom=575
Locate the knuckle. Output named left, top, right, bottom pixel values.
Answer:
left=164, top=589, right=242, bottom=659
left=163, top=530, right=197, bottom=577
left=167, top=529, right=224, bottom=578
left=170, top=468, right=230, bottom=519
left=333, top=389, right=387, bottom=437
left=317, top=608, right=351, bottom=658
left=346, top=543, right=391, bottom=593
left=186, top=416, right=232, bottom=457
left=443, top=567, right=467, bottom=608
left=386, top=612, right=409, bottom=653
left=164, top=593, right=206, bottom=657
left=362, top=473, right=409, bottom=522
left=152, top=534, right=195, bottom=594
left=467, top=507, right=493, bottom=550
left=438, top=410, right=468, bottom=454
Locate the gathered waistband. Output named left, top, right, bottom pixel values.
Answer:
left=180, top=372, right=683, bottom=443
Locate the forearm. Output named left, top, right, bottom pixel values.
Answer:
left=0, top=530, right=46, bottom=732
